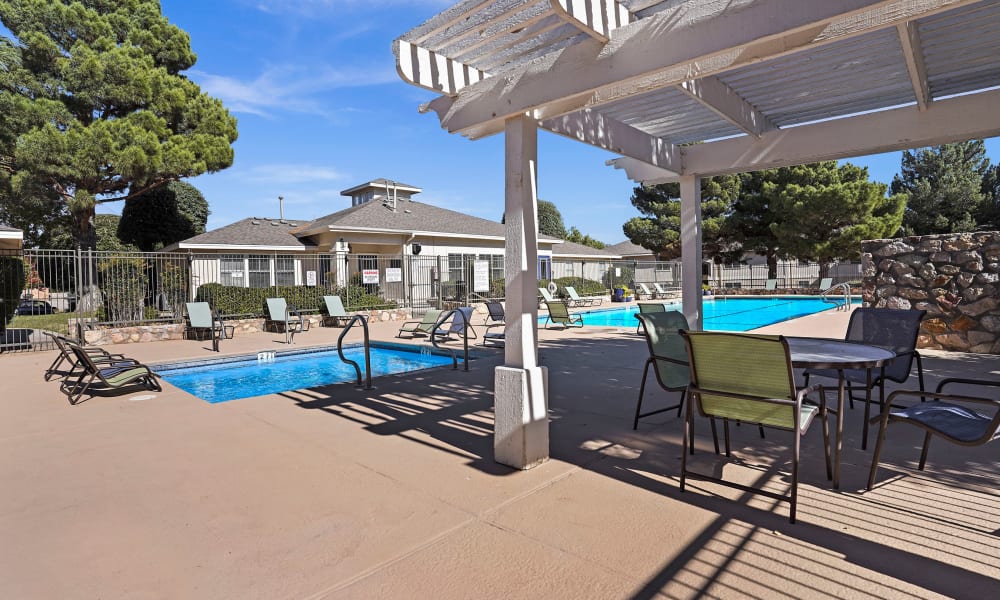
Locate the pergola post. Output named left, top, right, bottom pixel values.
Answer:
left=495, top=115, right=549, bottom=470
left=680, top=175, right=704, bottom=330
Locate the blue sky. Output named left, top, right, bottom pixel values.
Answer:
left=101, top=0, right=1000, bottom=244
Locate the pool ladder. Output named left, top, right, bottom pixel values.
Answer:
left=337, top=315, right=373, bottom=389
left=430, top=309, right=471, bottom=371
left=821, top=283, right=852, bottom=311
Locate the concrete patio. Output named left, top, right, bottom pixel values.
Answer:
left=1, top=307, right=998, bottom=598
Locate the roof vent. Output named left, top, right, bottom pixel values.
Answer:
left=251, top=220, right=260, bottom=225
left=271, top=221, right=280, bottom=226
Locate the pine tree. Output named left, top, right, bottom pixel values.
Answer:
left=118, top=181, right=209, bottom=251
left=890, top=140, right=990, bottom=235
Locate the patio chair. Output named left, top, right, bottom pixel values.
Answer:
left=538, top=287, right=556, bottom=304
left=435, top=306, right=478, bottom=340
left=185, top=302, right=233, bottom=352
left=321, top=295, right=351, bottom=327
left=264, top=297, right=309, bottom=334
left=397, top=309, right=442, bottom=338
left=61, top=341, right=161, bottom=405
left=635, top=282, right=655, bottom=299
left=764, top=279, right=777, bottom=291
left=868, top=377, right=1000, bottom=490
left=565, top=286, right=601, bottom=307
left=653, top=282, right=680, bottom=298
left=680, top=331, right=831, bottom=524
left=635, top=301, right=667, bottom=335
left=634, top=311, right=690, bottom=430
left=542, top=300, right=583, bottom=329
left=804, top=307, right=926, bottom=449
left=484, top=301, right=505, bottom=325
left=818, top=277, right=833, bottom=291
left=43, top=332, right=133, bottom=381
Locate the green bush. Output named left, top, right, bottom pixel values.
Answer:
left=552, top=276, right=606, bottom=299
left=1, top=256, right=27, bottom=327
left=195, top=283, right=395, bottom=316
left=98, top=254, right=148, bottom=322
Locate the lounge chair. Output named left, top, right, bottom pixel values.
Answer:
left=321, top=295, right=351, bottom=327
left=635, top=302, right=666, bottom=335
left=397, top=309, right=442, bottom=338
left=538, top=287, right=556, bottom=304
left=818, top=277, right=833, bottom=291
left=804, top=307, right=926, bottom=449
left=43, top=332, right=132, bottom=381
left=764, top=279, right=777, bottom=291
left=61, top=341, right=161, bottom=405
left=484, top=301, right=505, bottom=325
left=264, top=297, right=309, bottom=334
left=565, top=286, right=601, bottom=307
left=634, top=311, right=690, bottom=430
left=434, top=306, right=477, bottom=340
left=543, top=300, right=583, bottom=329
left=868, top=377, right=1000, bottom=490
left=635, top=282, right=655, bottom=299
left=185, top=302, right=233, bottom=352
left=680, top=331, right=831, bottom=524
left=653, top=282, right=680, bottom=298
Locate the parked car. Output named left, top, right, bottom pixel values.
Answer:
left=15, top=299, right=54, bottom=315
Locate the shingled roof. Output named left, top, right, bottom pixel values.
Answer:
left=553, top=241, right=619, bottom=258
left=605, top=240, right=653, bottom=257
left=166, top=217, right=317, bottom=250
left=298, top=199, right=560, bottom=241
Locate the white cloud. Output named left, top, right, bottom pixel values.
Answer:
left=243, top=164, right=347, bottom=184
left=191, top=63, right=398, bottom=119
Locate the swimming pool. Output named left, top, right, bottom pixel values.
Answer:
left=553, top=296, right=835, bottom=331
left=156, top=343, right=455, bottom=403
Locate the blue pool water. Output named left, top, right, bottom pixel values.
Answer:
left=553, top=296, right=835, bottom=331
left=157, top=343, right=455, bottom=403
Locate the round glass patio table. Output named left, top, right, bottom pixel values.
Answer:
left=786, top=337, right=897, bottom=489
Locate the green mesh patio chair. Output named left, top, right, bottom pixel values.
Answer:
left=538, top=287, right=556, bottom=304
left=397, top=309, right=442, bottom=338
left=818, top=277, right=833, bottom=291
left=264, top=297, right=308, bottom=334
left=635, top=302, right=667, bottom=335
left=681, top=331, right=831, bottom=524
left=43, top=332, right=133, bottom=381
left=804, top=307, right=926, bottom=449
left=321, top=295, right=350, bottom=327
left=61, top=341, right=161, bottom=405
left=543, top=300, right=583, bottom=329
left=634, top=311, right=691, bottom=430
left=764, top=279, right=777, bottom=291
left=186, top=302, right=233, bottom=352
left=565, top=286, right=601, bottom=307
left=868, top=377, right=1000, bottom=490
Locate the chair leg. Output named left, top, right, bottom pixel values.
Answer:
left=709, top=418, right=719, bottom=455
left=790, top=430, right=800, bottom=524
left=821, top=400, right=832, bottom=481
left=633, top=360, right=652, bottom=430
left=681, top=399, right=691, bottom=492
left=866, top=416, right=891, bottom=491
left=918, top=432, right=932, bottom=470
left=915, top=352, right=926, bottom=402
left=723, top=419, right=731, bottom=457
left=861, top=369, right=878, bottom=451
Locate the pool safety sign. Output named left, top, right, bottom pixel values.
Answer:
left=473, top=260, right=490, bottom=292
left=385, top=268, right=402, bottom=283
left=362, top=269, right=379, bottom=284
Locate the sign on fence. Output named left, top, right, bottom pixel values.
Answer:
left=306, top=270, right=317, bottom=286
left=362, top=269, right=379, bottom=284
left=385, top=268, right=402, bottom=283
left=473, top=260, right=489, bottom=292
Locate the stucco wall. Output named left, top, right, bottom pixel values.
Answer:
left=861, top=232, right=1000, bottom=353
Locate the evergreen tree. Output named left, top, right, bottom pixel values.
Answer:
left=980, top=163, right=1000, bottom=231
left=770, top=163, right=905, bottom=277
left=565, top=226, right=605, bottom=249
left=890, top=140, right=989, bottom=235
left=622, top=174, right=741, bottom=262
left=0, top=176, right=73, bottom=248
left=0, top=0, right=238, bottom=249
left=537, top=199, right=566, bottom=239
left=118, top=181, right=208, bottom=251
left=94, top=214, right=136, bottom=252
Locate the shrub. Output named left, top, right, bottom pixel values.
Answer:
left=551, top=276, right=606, bottom=298
left=97, top=254, right=148, bottom=322
left=196, top=283, right=395, bottom=316
left=1, top=256, right=27, bottom=327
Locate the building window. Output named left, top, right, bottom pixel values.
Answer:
left=220, top=256, right=245, bottom=286
left=275, top=257, right=295, bottom=286
left=248, top=256, right=270, bottom=288
left=489, top=254, right=504, bottom=281
left=538, top=257, right=552, bottom=280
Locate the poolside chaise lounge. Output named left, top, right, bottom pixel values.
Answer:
left=321, top=295, right=351, bottom=327
left=819, top=277, right=833, bottom=291
left=538, top=287, right=556, bottom=305
left=652, top=282, right=680, bottom=299
left=543, top=300, right=583, bottom=329
left=565, top=286, right=602, bottom=307
left=60, top=341, right=161, bottom=405
left=186, top=302, right=233, bottom=352
left=434, top=306, right=477, bottom=340
left=484, top=301, right=505, bottom=325
left=764, top=279, right=778, bottom=291
left=635, top=283, right=655, bottom=299
left=43, top=332, right=133, bottom=381
left=264, top=297, right=309, bottom=334
left=397, top=309, right=442, bottom=338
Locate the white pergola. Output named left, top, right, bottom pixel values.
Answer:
left=394, top=0, right=1000, bottom=469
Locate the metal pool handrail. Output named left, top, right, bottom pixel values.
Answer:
left=337, top=315, right=372, bottom=389
left=821, top=282, right=852, bottom=311
left=430, top=309, right=471, bottom=371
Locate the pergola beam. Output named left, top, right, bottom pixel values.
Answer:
left=552, top=0, right=632, bottom=43
left=395, top=40, right=488, bottom=97
left=677, top=77, right=776, bottom=137
left=897, top=21, right=931, bottom=111
left=610, top=88, right=1000, bottom=183
left=542, top=109, right=681, bottom=173
left=426, top=0, right=980, bottom=135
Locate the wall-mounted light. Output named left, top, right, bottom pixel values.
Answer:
left=334, top=237, right=349, bottom=253
left=411, top=242, right=422, bottom=255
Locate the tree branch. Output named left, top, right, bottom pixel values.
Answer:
left=94, top=178, right=178, bottom=204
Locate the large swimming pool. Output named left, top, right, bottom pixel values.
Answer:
left=553, top=296, right=836, bottom=331
left=157, top=343, right=455, bottom=403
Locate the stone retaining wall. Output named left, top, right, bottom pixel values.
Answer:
left=861, top=232, right=1000, bottom=353
left=81, top=308, right=413, bottom=346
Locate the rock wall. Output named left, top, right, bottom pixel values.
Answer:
left=861, top=232, right=1000, bottom=353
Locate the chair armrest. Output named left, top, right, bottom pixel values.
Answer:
left=886, top=388, right=1000, bottom=409
left=936, top=377, right=1000, bottom=394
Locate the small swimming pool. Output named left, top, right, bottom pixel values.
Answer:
left=156, top=343, right=455, bottom=403
left=553, top=296, right=836, bottom=331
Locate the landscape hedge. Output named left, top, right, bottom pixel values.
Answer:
left=195, top=283, right=395, bottom=316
